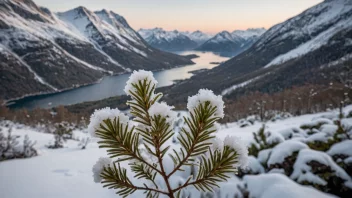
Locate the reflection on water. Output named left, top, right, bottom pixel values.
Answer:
left=9, top=51, right=229, bottom=109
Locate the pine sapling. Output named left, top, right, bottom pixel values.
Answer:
left=89, top=70, right=248, bottom=197
left=23, top=135, right=37, bottom=158
left=47, top=123, right=72, bottom=149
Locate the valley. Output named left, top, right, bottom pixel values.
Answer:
left=8, top=51, right=229, bottom=109
left=0, top=0, right=193, bottom=101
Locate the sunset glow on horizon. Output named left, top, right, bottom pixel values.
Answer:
left=34, top=0, right=323, bottom=34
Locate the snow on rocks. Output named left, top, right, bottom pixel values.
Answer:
left=187, top=89, right=224, bottom=118
left=124, top=70, right=157, bottom=96
left=148, top=102, right=177, bottom=124
left=223, top=135, right=249, bottom=168
left=291, top=149, right=352, bottom=186
left=88, top=107, right=129, bottom=137
left=92, top=157, right=112, bottom=183
left=243, top=174, right=334, bottom=198
left=267, top=140, right=308, bottom=166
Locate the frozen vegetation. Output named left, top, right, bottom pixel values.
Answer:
left=1, top=70, right=352, bottom=197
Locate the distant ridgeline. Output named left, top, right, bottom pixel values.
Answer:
left=137, top=27, right=266, bottom=55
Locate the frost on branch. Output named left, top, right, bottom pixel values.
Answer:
left=224, top=135, right=249, bottom=168
left=148, top=102, right=177, bottom=125
left=88, top=107, right=129, bottom=138
left=187, top=89, right=225, bottom=118
left=124, top=70, right=157, bottom=96
left=92, top=157, right=112, bottom=183
left=89, top=70, right=248, bottom=197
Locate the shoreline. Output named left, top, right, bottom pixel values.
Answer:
left=5, top=56, right=198, bottom=108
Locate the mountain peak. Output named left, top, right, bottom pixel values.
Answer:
left=73, top=6, right=89, bottom=13
left=95, top=9, right=110, bottom=16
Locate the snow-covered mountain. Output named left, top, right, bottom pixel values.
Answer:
left=196, top=28, right=266, bottom=56
left=138, top=28, right=199, bottom=51
left=0, top=0, right=193, bottom=100
left=164, top=0, right=352, bottom=103
left=183, top=30, right=213, bottom=44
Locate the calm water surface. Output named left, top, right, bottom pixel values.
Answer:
left=9, top=51, right=228, bottom=109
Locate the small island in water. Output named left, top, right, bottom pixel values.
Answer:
left=183, top=54, right=200, bottom=59
left=209, top=61, right=224, bottom=65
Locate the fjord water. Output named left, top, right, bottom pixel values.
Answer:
left=9, top=51, right=229, bottom=109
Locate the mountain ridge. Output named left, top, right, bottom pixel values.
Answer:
left=0, top=0, right=194, bottom=100
left=196, top=28, right=266, bottom=56
left=138, top=28, right=205, bottom=51
left=162, top=0, right=352, bottom=105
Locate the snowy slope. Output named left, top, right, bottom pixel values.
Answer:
left=1, top=106, right=350, bottom=198
left=262, top=0, right=352, bottom=67
left=165, top=0, right=352, bottom=100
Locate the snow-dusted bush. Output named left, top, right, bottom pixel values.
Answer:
left=277, top=127, right=307, bottom=140
left=0, top=126, right=37, bottom=161
left=0, top=126, right=20, bottom=161
left=47, top=123, right=73, bottom=149
left=242, top=174, right=334, bottom=198
left=328, top=140, right=352, bottom=176
left=237, top=119, right=251, bottom=128
left=300, top=117, right=350, bottom=151
left=89, top=70, right=248, bottom=197
left=237, top=115, right=259, bottom=127
left=22, top=135, right=37, bottom=158
left=269, top=111, right=292, bottom=122
left=248, top=125, right=284, bottom=157
left=267, top=140, right=308, bottom=175
left=300, top=118, right=333, bottom=132
left=239, top=156, right=265, bottom=176
left=347, top=110, right=352, bottom=118
left=291, top=148, right=352, bottom=197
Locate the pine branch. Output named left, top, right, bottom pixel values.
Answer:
left=95, top=118, right=161, bottom=174
left=101, top=163, right=168, bottom=197
left=127, top=78, right=175, bottom=197
left=91, top=71, right=245, bottom=197
left=168, top=102, right=219, bottom=178
left=172, top=147, right=238, bottom=193
left=130, top=162, right=158, bottom=189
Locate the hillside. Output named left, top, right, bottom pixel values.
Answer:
left=163, top=0, right=352, bottom=105
left=1, top=105, right=351, bottom=197
left=0, top=0, right=193, bottom=100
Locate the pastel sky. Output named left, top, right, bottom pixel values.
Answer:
left=33, top=0, right=323, bottom=34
